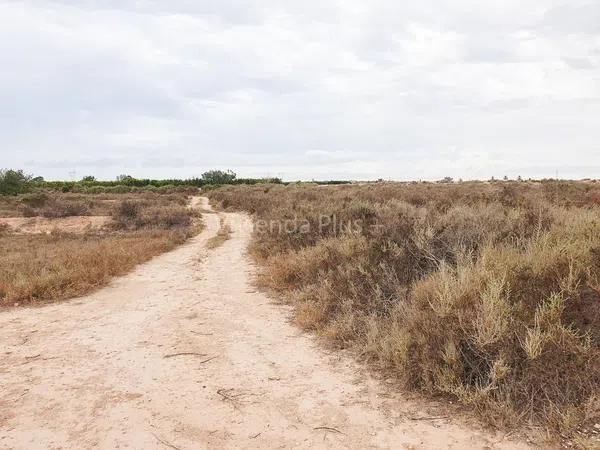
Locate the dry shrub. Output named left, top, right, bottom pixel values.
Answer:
left=208, top=182, right=600, bottom=437
left=0, top=195, right=21, bottom=217
left=396, top=234, right=600, bottom=430
left=111, top=200, right=141, bottom=228
left=20, top=192, right=49, bottom=208
left=40, top=200, right=90, bottom=218
left=15, top=195, right=90, bottom=218
left=110, top=200, right=195, bottom=230
left=18, top=204, right=37, bottom=217
left=0, top=191, right=190, bottom=218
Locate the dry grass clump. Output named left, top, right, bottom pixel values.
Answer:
left=207, top=181, right=600, bottom=437
left=110, top=200, right=197, bottom=230
left=0, top=193, right=200, bottom=306
left=206, top=218, right=232, bottom=249
left=17, top=192, right=91, bottom=218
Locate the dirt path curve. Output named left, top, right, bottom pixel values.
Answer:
left=0, top=197, right=531, bottom=450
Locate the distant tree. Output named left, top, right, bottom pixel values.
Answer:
left=81, top=175, right=96, bottom=182
left=201, top=170, right=237, bottom=185
left=116, top=174, right=134, bottom=182
left=31, top=176, right=44, bottom=182
left=440, top=176, right=454, bottom=183
left=0, top=169, right=32, bottom=195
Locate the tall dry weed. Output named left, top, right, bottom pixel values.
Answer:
left=208, top=181, right=600, bottom=436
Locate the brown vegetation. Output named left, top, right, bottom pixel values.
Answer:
left=0, top=192, right=200, bottom=306
left=110, top=198, right=197, bottom=230
left=0, top=191, right=189, bottom=218
left=207, top=181, right=600, bottom=439
left=206, top=218, right=232, bottom=249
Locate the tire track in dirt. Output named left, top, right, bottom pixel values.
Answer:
left=0, top=197, right=531, bottom=449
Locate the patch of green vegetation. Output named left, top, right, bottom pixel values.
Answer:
left=0, top=168, right=283, bottom=195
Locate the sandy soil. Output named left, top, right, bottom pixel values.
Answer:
left=0, top=216, right=110, bottom=234
left=0, top=198, right=532, bottom=449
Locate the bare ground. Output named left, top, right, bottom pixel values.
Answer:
left=0, top=198, right=532, bottom=449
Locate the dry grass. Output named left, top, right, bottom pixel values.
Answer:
left=208, top=181, right=600, bottom=439
left=0, top=193, right=201, bottom=306
left=0, top=191, right=189, bottom=218
left=0, top=230, right=192, bottom=306
left=206, top=218, right=232, bottom=249
left=109, top=199, right=197, bottom=230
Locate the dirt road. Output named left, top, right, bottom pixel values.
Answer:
left=0, top=198, right=531, bottom=449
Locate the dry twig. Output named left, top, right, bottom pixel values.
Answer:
left=314, top=426, right=344, bottom=434
left=151, top=432, right=181, bottom=450
left=163, top=352, right=206, bottom=359
left=408, top=415, right=448, bottom=421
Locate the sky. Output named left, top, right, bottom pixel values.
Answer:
left=1, top=1, right=599, bottom=181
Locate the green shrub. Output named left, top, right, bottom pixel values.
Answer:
left=201, top=169, right=236, bottom=185
left=0, top=169, right=31, bottom=195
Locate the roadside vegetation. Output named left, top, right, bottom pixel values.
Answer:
left=0, top=191, right=190, bottom=218
left=0, top=190, right=201, bottom=307
left=0, top=166, right=281, bottom=307
left=208, top=180, right=600, bottom=442
left=0, top=167, right=281, bottom=195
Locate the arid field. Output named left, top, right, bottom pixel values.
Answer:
left=1, top=180, right=599, bottom=449
left=0, top=190, right=201, bottom=306
left=207, top=181, right=600, bottom=441
left=3, top=0, right=599, bottom=446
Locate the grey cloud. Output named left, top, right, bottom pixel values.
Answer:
left=1, top=0, right=599, bottom=181
left=25, top=157, right=126, bottom=168
left=540, top=3, right=600, bottom=34
left=462, top=36, right=519, bottom=64
left=31, top=0, right=266, bottom=23
left=564, top=57, right=597, bottom=70
left=139, top=157, right=190, bottom=168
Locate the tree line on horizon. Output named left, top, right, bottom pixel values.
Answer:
left=2, top=167, right=586, bottom=197
left=0, top=169, right=285, bottom=195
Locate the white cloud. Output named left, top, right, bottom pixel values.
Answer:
left=1, top=0, right=599, bottom=180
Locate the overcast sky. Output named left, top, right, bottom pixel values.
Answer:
left=1, top=1, right=599, bottom=181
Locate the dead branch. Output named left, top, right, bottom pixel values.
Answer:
left=190, top=331, right=214, bottom=336
left=408, top=415, right=448, bottom=421
left=216, top=388, right=237, bottom=401
left=163, top=352, right=207, bottom=359
left=151, top=432, right=181, bottom=450
left=216, top=388, right=244, bottom=410
left=314, top=426, right=344, bottom=434
left=198, top=355, right=219, bottom=364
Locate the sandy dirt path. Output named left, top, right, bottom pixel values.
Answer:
left=0, top=197, right=531, bottom=449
